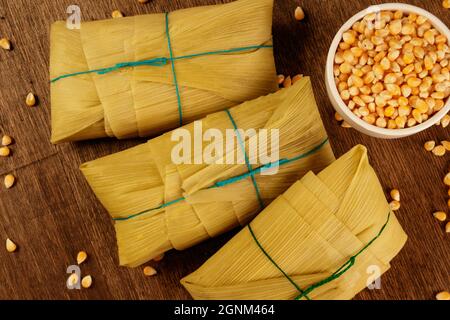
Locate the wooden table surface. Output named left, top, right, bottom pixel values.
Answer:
left=0, top=0, right=449, bottom=300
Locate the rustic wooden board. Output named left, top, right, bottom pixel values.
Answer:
left=0, top=0, right=448, bottom=300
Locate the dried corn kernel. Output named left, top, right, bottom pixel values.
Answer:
left=390, top=189, right=400, bottom=201
left=294, top=6, right=305, bottom=21
left=443, top=0, right=450, bottom=9
left=341, top=121, right=352, bottom=128
left=143, top=266, right=157, bottom=276
left=376, top=117, right=387, bottom=128
left=424, top=141, right=435, bottom=151
left=334, top=112, right=343, bottom=122
left=446, top=222, right=450, bottom=233
left=441, top=141, right=450, bottom=151
left=389, top=200, right=400, bottom=211
left=343, top=32, right=356, bottom=45
left=6, top=238, right=17, bottom=253
left=77, top=251, right=88, bottom=265
left=4, top=174, right=15, bottom=189
left=277, top=74, right=285, bottom=84
left=444, top=172, right=450, bottom=186
left=283, top=76, right=292, bottom=88
left=154, top=253, right=165, bottom=262
left=387, top=119, right=397, bottom=129
left=81, top=275, right=93, bottom=289
left=0, top=38, right=11, bottom=50
left=292, top=74, right=303, bottom=84
left=112, top=10, right=124, bottom=18
left=1, top=135, right=12, bottom=146
left=433, top=211, right=447, bottom=222
left=0, top=146, right=10, bottom=157
left=436, top=291, right=450, bottom=300
left=441, top=115, right=450, bottom=128
left=25, top=93, right=36, bottom=107
left=432, top=145, right=446, bottom=156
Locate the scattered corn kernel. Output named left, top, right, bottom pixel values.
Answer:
left=4, top=174, right=15, bottom=189
left=0, top=146, right=10, bottom=157
left=341, top=121, right=352, bottom=128
left=389, top=200, right=400, bottom=211
left=143, top=266, right=157, bottom=276
left=81, top=275, right=93, bottom=289
left=0, top=38, right=11, bottom=50
left=441, top=115, right=450, bottom=128
left=112, top=10, right=124, bottom=18
left=444, top=172, right=450, bottom=186
left=138, top=0, right=149, bottom=3
left=424, top=141, right=436, bottom=151
left=444, top=0, right=450, bottom=9
left=1, top=135, right=12, bottom=146
left=25, top=93, right=36, bottom=107
left=77, top=251, right=88, bottom=265
left=432, top=145, right=446, bottom=156
left=292, top=74, right=303, bottom=84
left=334, top=10, right=450, bottom=129
left=294, top=6, right=305, bottom=21
left=436, top=291, right=450, bottom=300
left=6, top=238, right=17, bottom=253
left=154, top=253, right=165, bottom=262
left=277, top=74, right=285, bottom=85
left=334, top=112, right=343, bottom=122
left=446, top=222, right=450, bottom=233
left=283, top=76, right=292, bottom=89
left=433, top=211, right=447, bottom=222
left=390, top=189, right=400, bottom=201
left=441, top=141, right=450, bottom=151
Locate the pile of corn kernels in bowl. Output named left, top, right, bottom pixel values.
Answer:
left=333, top=10, right=450, bottom=129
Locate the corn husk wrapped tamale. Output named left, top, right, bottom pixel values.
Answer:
left=49, top=0, right=278, bottom=143
left=80, top=77, right=335, bottom=267
left=181, top=145, right=407, bottom=300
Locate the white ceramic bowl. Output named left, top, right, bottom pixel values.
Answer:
left=325, top=3, right=450, bottom=139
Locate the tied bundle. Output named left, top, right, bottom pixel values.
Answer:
left=181, top=145, right=408, bottom=300
left=49, top=0, right=278, bottom=143
left=80, top=77, right=335, bottom=268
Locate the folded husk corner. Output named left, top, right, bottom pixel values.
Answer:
left=181, top=145, right=408, bottom=300
left=49, top=0, right=278, bottom=143
left=80, top=77, right=335, bottom=267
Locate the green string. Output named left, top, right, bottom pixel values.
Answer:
left=224, top=109, right=264, bottom=209
left=113, top=196, right=185, bottom=221
left=248, top=223, right=311, bottom=300
left=214, top=138, right=329, bottom=188
left=113, top=137, right=330, bottom=221
left=164, top=12, right=183, bottom=126
left=50, top=12, right=273, bottom=127
left=248, top=210, right=391, bottom=300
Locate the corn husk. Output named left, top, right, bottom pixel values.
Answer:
left=49, top=0, right=278, bottom=143
left=181, top=145, right=408, bottom=300
left=80, top=77, right=335, bottom=267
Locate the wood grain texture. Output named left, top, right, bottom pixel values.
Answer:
left=0, top=0, right=448, bottom=300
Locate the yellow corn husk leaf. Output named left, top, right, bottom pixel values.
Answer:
left=80, top=77, right=335, bottom=267
left=181, top=145, right=408, bottom=300
left=50, top=0, right=278, bottom=143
